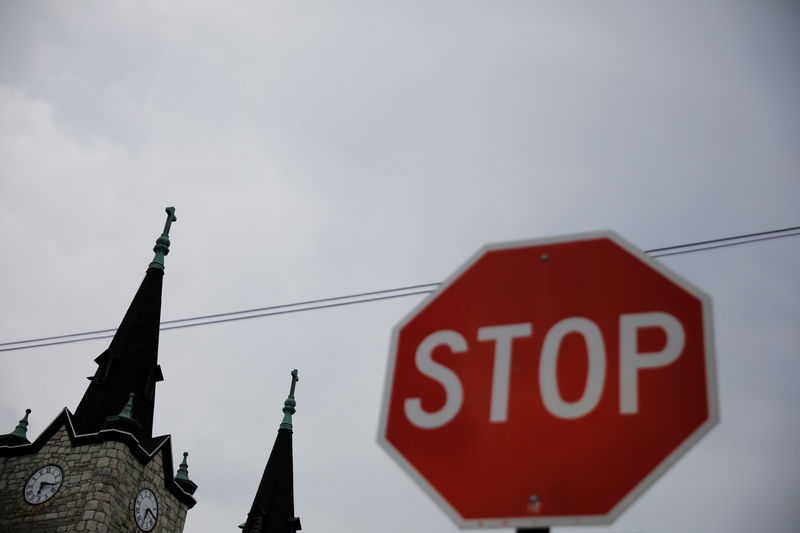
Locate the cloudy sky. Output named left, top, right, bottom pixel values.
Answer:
left=1, top=1, right=798, bottom=532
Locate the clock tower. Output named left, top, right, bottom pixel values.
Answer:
left=0, top=207, right=198, bottom=532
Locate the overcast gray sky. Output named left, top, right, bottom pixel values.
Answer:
left=1, top=2, right=799, bottom=532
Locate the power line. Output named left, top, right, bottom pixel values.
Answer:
left=0, top=287, right=438, bottom=353
left=160, top=290, right=436, bottom=332
left=0, top=283, right=440, bottom=347
left=646, top=224, right=800, bottom=255
left=2, top=226, right=798, bottom=353
left=649, top=230, right=800, bottom=258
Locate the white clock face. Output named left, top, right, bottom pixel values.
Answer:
left=24, top=465, right=63, bottom=504
left=134, top=488, right=159, bottom=531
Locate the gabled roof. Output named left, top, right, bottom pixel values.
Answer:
left=0, top=408, right=196, bottom=508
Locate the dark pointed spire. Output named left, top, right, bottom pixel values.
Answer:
left=240, top=370, right=302, bottom=533
left=0, top=409, right=32, bottom=446
left=72, top=208, right=176, bottom=440
left=175, top=452, right=198, bottom=495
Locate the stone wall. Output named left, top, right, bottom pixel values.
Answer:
left=0, top=424, right=188, bottom=532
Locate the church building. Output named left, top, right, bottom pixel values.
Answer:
left=0, top=207, right=198, bottom=531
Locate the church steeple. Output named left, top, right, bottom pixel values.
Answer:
left=0, top=208, right=196, bottom=532
left=241, top=370, right=302, bottom=533
left=72, top=207, right=177, bottom=441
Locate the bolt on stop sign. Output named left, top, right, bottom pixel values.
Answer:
left=378, top=232, right=718, bottom=528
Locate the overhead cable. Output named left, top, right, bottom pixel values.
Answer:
left=1, top=225, right=798, bottom=353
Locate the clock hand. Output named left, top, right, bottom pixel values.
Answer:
left=145, top=507, right=156, bottom=520
left=36, top=481, right=54, bottom=494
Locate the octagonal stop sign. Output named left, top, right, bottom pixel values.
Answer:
left=378, top=232, right=718, bottom=528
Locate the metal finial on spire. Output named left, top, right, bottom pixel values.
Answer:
left=175, top=451, right=199, bottom=494
left=119, top=392, right=136, bottom=419
left=149, top=206, right=177, bottom=270
left=10, top=409, right=31, bottom=440
left=176, top=452, right=190, bottom=480
left=104, top=392, right=142, bottom=433
left=280, top=369, right=300, bottom=430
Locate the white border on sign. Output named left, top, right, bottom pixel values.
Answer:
left=376, top=230, right=719, bottom=529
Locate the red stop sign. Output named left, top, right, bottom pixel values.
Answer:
left=378, top=232, right=718, bottom=528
